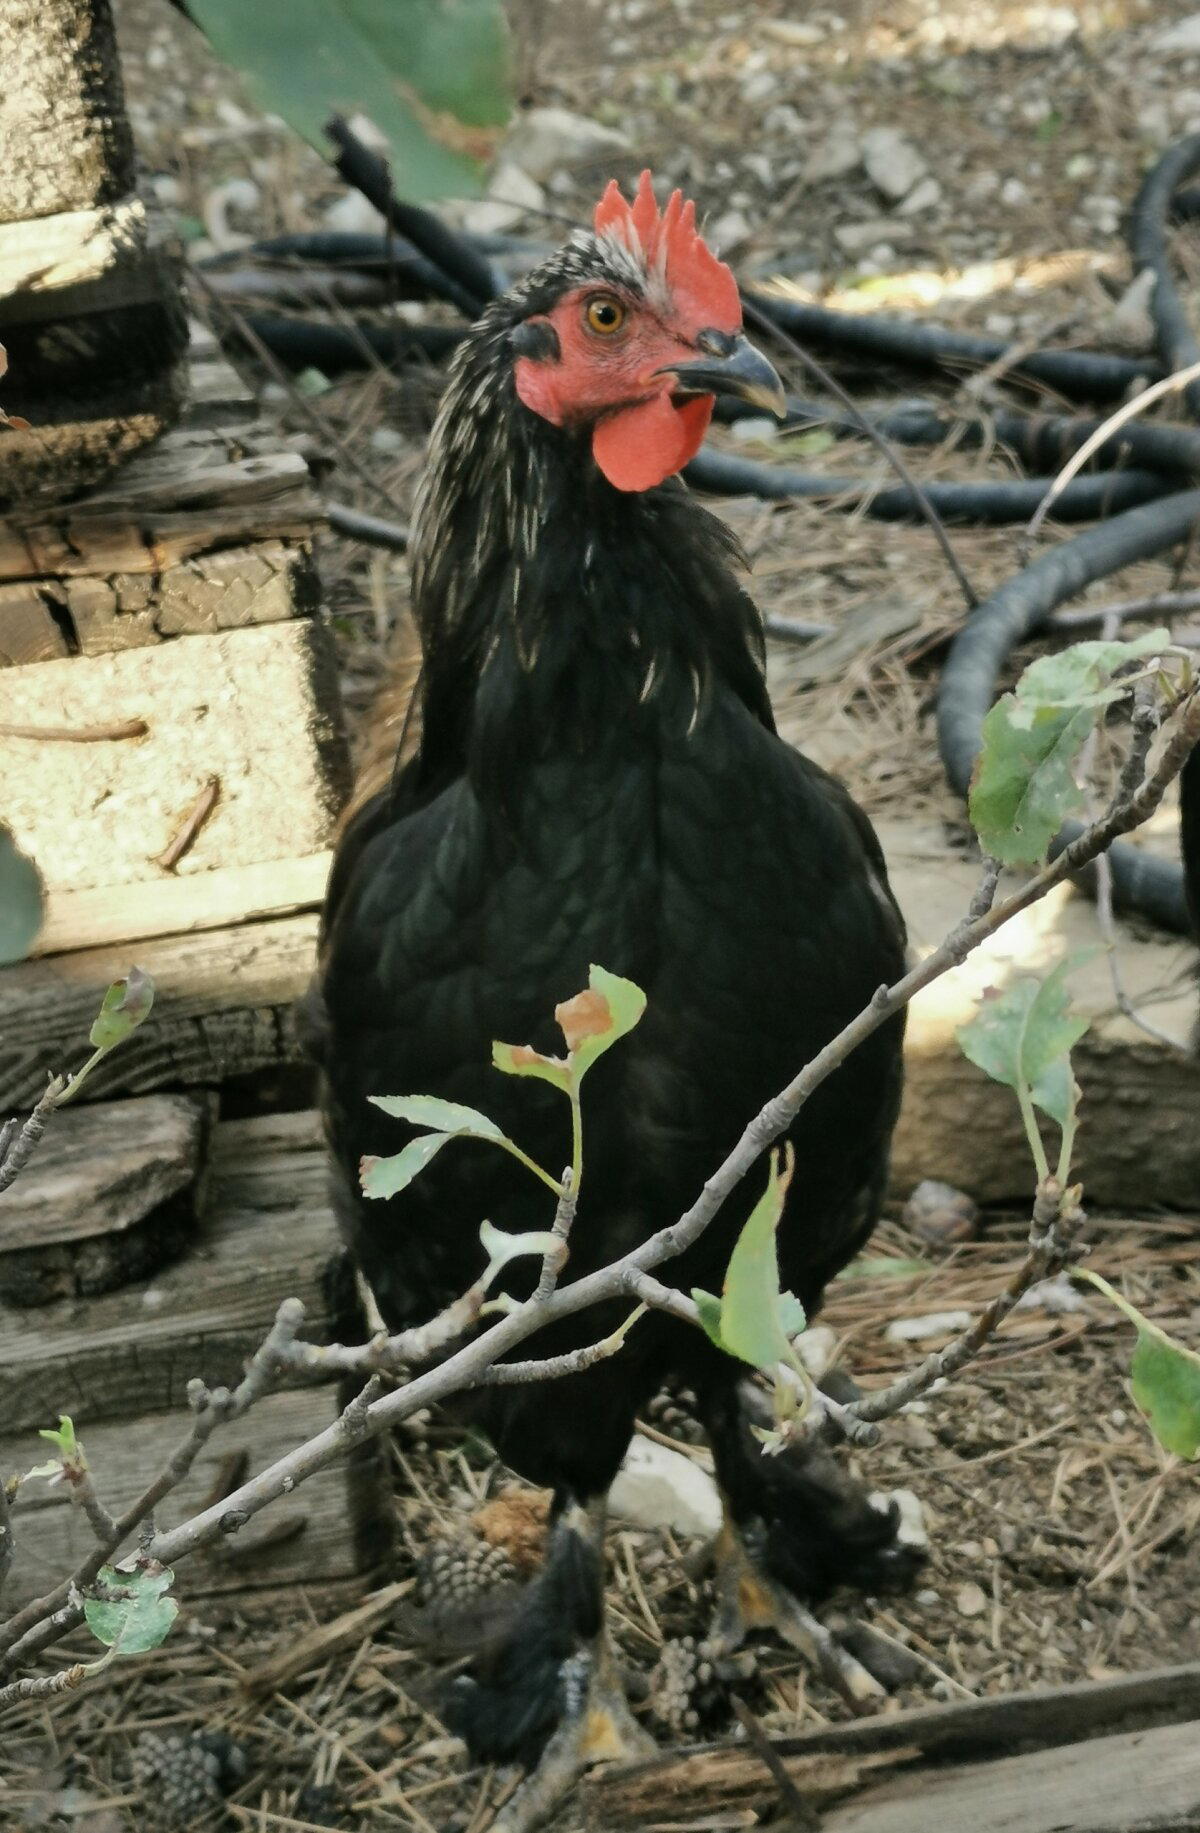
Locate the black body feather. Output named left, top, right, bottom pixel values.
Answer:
left=314, top=236, right=908, bottom=1510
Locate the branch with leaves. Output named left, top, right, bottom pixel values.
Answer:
left=3, top=633, right=1199, bottom=1709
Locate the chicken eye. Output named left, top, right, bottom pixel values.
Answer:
left=585, top=295, right=626, bottom=335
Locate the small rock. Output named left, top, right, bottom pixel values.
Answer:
left=462, top=161, right=546, bottom=236
left=323, top=189, right=386, bottom=235
left=916, top=1587, right=940, bottom=1607
left=1015, top=1272, right=1087, bottom=1315
left=1000, top=177, right=1031, bottom=207
left=765, top=103, right=808, bottom=139
left=709, top=208, right=753, bottom=252
left=741, top=70, right=779, bottom=105
left=730, top=415, right=779, bottom=444
left=955, top=1581, right=988, bottom=1618
left=902, top=1180, right=979, bottom=1246
left=1153, top=13, right=1200, bottom=54
left=885, top=1309, right=972, bottom=1343
left=861, top=127, right=928, bottom=201
left=834, top=218, right=912, bottom=254
left=503, top=106, right=629, bottom=182
left=369, top=427, right=406, bottom=454
left=795, top=1322, right=837, bottom=1380
left=609, top=1434, right=722, bottom=1540
left=803, top=127, right=862, bottom=185
left=896, top=176, right=943, bottom=216
left=871, top=1487, right=929, bottom=1550
left=761, top=18, right=826, bottom=46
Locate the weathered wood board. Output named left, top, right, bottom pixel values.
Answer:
left=0, top=1091, right=213, bottom=1307
left=885, top=821, right=1200, bottom=1206
left=0, top=1110, right=345, bottom=1431
left=0, top=1384, right=393, bottom=1609
left=0, top=913, right=318, bottom=1111
left=0, top=620, right=348, bottom=948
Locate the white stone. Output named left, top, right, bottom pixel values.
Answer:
left=861, top=127, right=928, bottom=201
left=609, top=1435, right=721, bottom=1540
left=741, top=70, right=779, bottom=105
left=761, top=18, right=825, bottom=46
left=462, top=161, right=546, bottom=236
left=803, top=127, right=862, bottom=185
left=896, top=176, right=942, bottom=216
left=323, top=190, right=386, bottom=235
left=502, top=107, right=629, bottom=182
left=1153, top=13, right=1200, bottom=53
left=710, top=208, right=753, bottom=252
left=834, top=218, right=912, bottom=253
left=1000, top=177, right=1031, bottom=207
left=1111, top=268, right=1157, bottom=346
left=1015, top=1273, right=1088, bottom=1315
left=870, top=1486, right=928, bottom=1549
left=730, top=415, right=779, bottom=444
left=884, top=1309, right=972, bottom=1343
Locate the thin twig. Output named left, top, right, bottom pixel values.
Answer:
left=0, top=1077, right=65, bottom=1196
left=743, top=297, right=979, bottom=609
left=1023, top=357, right=1200, bottom=552
left=153, top=777, right=220, bottom=873
left=0, top=719, right=147, bottom=743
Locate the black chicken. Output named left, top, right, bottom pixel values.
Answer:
left=311, top=174, right=914, bottom=1823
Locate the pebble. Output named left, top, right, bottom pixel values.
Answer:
left=609, top=1435, right=722, bottom=1540
left=861, top=126, right=929, bottom=201
left=902, top=1179, right=979, bottom=1245
left=503, top=107, right=629, bottom=182
left=897, top=176, right=943, bottom=216
left=803, top=127, right=862, bottom=185
left=835, top=218, right=912, bottom=254
left=462, top=162, right=546, bottom=236
left=885, top=1309, right=972, bottom=1343
left=956, top=1581, right=988, bottom=1617
left=1153, top=13, right=1200, bottom=54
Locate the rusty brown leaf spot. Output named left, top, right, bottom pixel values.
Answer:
left=511, top=1043, right=565, bottom=1071
left=555, top=989, right=613, bottom=1053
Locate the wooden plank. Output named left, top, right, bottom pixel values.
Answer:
left=0, top=912, right=318, bottom=1110
left=821, top=1720, right=1200, bottom=1833
left=0, top=585, right=69, bottom=663
left=0, top=1091, right=212, bottom=1308
left=881, top=822, right=1200, bottom=1208
left=1, top=1384, right=394, bottom=1608
left=0, top=196, right=175, bottom=326
left=0, top=622, right=349, bottom=924
left=592, top=1669, right=1200, bottom=1831
left=0, top=1111, right=346, bottom=1429
left=32, top=852, right=331, bottom=956
left=59, top=539, right=319, bottom=656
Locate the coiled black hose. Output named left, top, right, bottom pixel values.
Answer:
left=745, top=292, right=1162, bottom=404
left=684, top=449, right=1170, bottom=524
left=1128, top=132, right=1200, bottom=417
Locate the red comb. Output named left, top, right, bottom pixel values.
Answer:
left=593, top=169, right=741, bottom=331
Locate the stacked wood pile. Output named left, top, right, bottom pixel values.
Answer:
left=0, top=0, right=390, bottom=1610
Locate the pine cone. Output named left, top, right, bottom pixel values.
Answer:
left=131, top=1731, right=244, bottom=1828
left=644, top=1384, right=706, bottom=1446
left=416, top=1535, right=517, bottom=1607
left=649, top=1636, right=754, bottom=1737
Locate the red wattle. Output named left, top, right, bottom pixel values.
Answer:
left=591, top=393, right=714, bottom=492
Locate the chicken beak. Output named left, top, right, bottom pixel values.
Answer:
left=656, top=333, right=787, bottom=417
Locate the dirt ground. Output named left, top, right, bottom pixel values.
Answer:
left=4, top=0, right=1200, bottom=1827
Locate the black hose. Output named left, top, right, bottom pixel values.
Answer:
left=324, top=116, right=497, bottom=315
left=684, top=448, right=1172, bottom=524
left=746, top=292, right=1162, bottom=404
left=200, top=233, right=476, bottom=308
left=937, top=489, right=1200, bottom=933
left=1128, top=133, right=1200, bottom=416
left=233, top=313, right=465, bottom=369
left=715, top=394, right=1200, bottom=480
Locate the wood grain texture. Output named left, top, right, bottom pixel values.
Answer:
left=0, top=1111, right=347, bottom=1430
left=0, top=913, right=319, bottom=1110
left=0, top=1091, right=213, bottom=1307
left=1, top=1384, right=393, bottom=1609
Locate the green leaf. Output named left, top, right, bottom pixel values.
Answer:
left=969, top=630, right=1169, bottom=863
left=38, top=1416, right=80, bottom=1461
left=369, top=1094, right=504, bottom=1141
left=184, top=0, right=511, bottom=202
left=716, top=1151, right=795, bottom=1372
left=691, top=1287, right=727, bottom=1352
left=778, top=428, right=836, bottom=458
left=1077, top=1272, right=1200, bottom=1459
left=360, top=1132, right=451, bottom=1198
left=89, top=968, right=155, bottom=1051
left=555, top=965, right=647, bottom=1080
left=777, top=1292, right=807, bottom=1338
left=0, top=826, right=42, bottom=965
left=83, top=1565, right=179, bottom=1656
left=295, top=366, right=332, bottom=397
left=492, top=1040, right=572, bottom=1092
left=957, top=959, right=1090, bottom=1127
